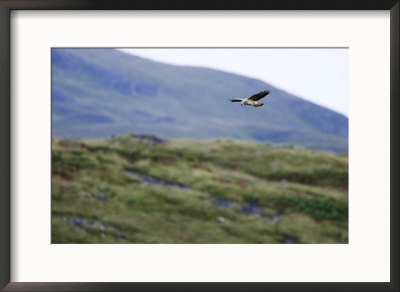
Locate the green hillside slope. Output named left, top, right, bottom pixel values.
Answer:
left=52, top=135, right=348, bottom=244
left=51, top=48, right=348, bottom=152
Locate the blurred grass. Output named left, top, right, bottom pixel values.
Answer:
left=52, top=135, right=348, bottom=244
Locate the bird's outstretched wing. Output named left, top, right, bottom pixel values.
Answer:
left=230, top=99, right=243, bottom=102
left=247, top=90, right=270, bottom=101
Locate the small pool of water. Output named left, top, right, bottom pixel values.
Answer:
left=211, top=196, right=234, bottom=208
left=125, top=171, right=190, bottom=190
left=55, top=216, right=125, bottom=241
left=282, top=238, right=297, bottom=244
left=241, top=200, right=266, bottom=217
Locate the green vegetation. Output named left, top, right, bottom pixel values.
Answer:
left=52, top=135, right=348, bottom=244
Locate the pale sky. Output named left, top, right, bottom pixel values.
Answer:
left=119, top=48, right=348, bottom=116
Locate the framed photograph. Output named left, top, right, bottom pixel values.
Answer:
left=1, top=1, right=398, bottom=291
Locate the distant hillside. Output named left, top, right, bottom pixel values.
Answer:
left=51, top=48, right=348, bottom=152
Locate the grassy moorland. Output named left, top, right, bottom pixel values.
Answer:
left=51, top=135, right=348, bottom=244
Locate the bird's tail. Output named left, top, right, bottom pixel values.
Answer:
left=254, top=103, right=264, bottom=107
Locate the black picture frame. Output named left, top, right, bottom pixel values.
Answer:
left=0, top=1, right=398, bottom=291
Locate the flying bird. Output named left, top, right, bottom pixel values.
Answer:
left=230, top=90, right=270, bottom=107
